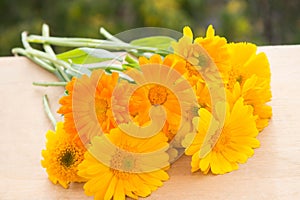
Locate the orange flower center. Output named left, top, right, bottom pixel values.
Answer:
left=148, top=85, right=168, bottom=105
left=95, top=98, right=109, bottom=121
left=210, top=128, right=231, bottom=153
left=185, top=62, right=200, bottom=77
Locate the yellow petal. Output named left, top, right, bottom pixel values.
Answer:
left=216, top=153, right=233, bottom=174
left=113, top=179, right=125, bottom=200
left=191, top=152, right=201, bottom=172
left=199, top=153, right=211, bottom=173
left=183, top=26, right=193, bottom=39
left=206, top=25, right=215, bottom=38
left=138, top=173, right=163, bottom=187
left=210, top=152, right=222, bottom=174
left=131, top=175, right=152, bottom=197
left=232, top=136, right=260, bottom=148
left=222, top=148, right=247, bottom=163
left=104, top=176, right=117, bottom=200
left=148, top=170, right=169, bottom=181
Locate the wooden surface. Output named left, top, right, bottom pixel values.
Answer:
left=0, top=45, right=300, bottom=199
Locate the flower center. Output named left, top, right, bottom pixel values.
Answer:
left=110, top=148, right=136, bottom=179
left=185, top=62, right=200, bottom=77
left=165, top=128, right=176, bottom=141
left=59, top=147, right=76, bottom=168
left=148, top=85, right=168, bottom=105
left=211, top=128, right=231, bottom=152
left=227, top=69, right=242, bottom=90
left=95, top=98, right=109, bottom=121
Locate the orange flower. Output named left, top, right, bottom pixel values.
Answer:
left=126, top=54, right=197, bottom=141
left=58, top=70, right=119, bottom=144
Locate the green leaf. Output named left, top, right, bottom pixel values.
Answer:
left=130, top=36, right=175, bottom=51
left=57, top=48, right=118, bottom=64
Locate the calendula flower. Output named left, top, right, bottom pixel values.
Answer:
left=58, top=70, right=119, bottom=144
left=41, top=122, right=86, bottom=188
left=193, top=79, right=211, bottom=110
left=172, top=26, right=228, bottom=114
left=78, top=127, right=170, bottom=200
left=226, top=42, right=271, bottom=90
left=128, top=54, right=197, bottom=141
left=172, top=27, right=203, bottom=67
left=226, top=42, right=272, bottom=130
left=111, top=79, right=137, bottom=124
left=194, top=25, right=231, bottom=75
left=129, top=82, right=181, bottom=139
left=183, top=98, right=259, bottom=174
left=172, top=25, right=230, bottom=81
left=171, top=27, right=209, bottom=87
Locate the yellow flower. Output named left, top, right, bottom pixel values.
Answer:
left=183, top=98, right=259, bottom=174
left=226, top=42, right=271, bottom=90
left=78, top=127, right=170, bottom=200
left=58, top=70, right=119, bottom=144
left=194, top=25, right=231, bottom=76
left=41, top=122, right=86, bottom=188
left=226, top=42, right=272, bottom=130
left=172, top=28, right=203, bottom=68
left=172, top=25, right=230, bottom=74
left=171, top=26, right=223, bottom=87
left=172, top=25, right=229, bottom=113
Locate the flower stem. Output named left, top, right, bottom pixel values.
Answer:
left=12, top=48, right=56, bottom=73
left=99, top=27, right=125, bottom=43
left=33, top=81, right=67, bottom=87
left=25, top=48, right=83, bottom=76
left=43, top=95, right=57, bottom=128
left=26, top=35, right=158, bottom=52
left=125, top=54, right=138, bottom=64
left=42, top=24, right=71, bottom=82
left=21, top=31, right=31, bottom=49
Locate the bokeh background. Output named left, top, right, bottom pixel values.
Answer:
left=1, top=0, right=299, bottom=56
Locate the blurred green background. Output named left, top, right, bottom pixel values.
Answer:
left=1, top=0, right=299, bottom=56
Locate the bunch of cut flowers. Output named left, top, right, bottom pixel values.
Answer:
left=13, top=24, right=271, bottom=200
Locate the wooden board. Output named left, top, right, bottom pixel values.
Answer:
left=0, top=45, right=300, bottom=199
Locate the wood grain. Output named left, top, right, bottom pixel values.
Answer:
left=0, top=45, right=299, bottom=199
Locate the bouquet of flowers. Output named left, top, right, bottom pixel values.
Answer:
left=13, top=24, right=272, bottom=199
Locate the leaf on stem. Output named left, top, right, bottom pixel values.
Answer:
left=57, top=48, right=119, bottom=64
left=130, top=36, right=175, bottom=51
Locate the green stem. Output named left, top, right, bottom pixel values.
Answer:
left=125, top=54, right=138, bottom=64
left=21, top=32, right=31, bottom=49
left=53, top=70, right=68, bottom=82
left=33, top=81, right=67, bottom=87
left=99, top=27, right=125, bottom=43
left=26, top=35, right=158, bottom=52
left=25, top=48, right=83, bottom=75
left=57, top=67, right=71, bottom=82
left=42, top=24, right=71, bottom=82
left=43, top=95, right=57, bottom=128
left=28, top=35, right=118, bottom=47
left=42, top=24, right=56, bottom=56
left=12, top=48, right=56, bottom=73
